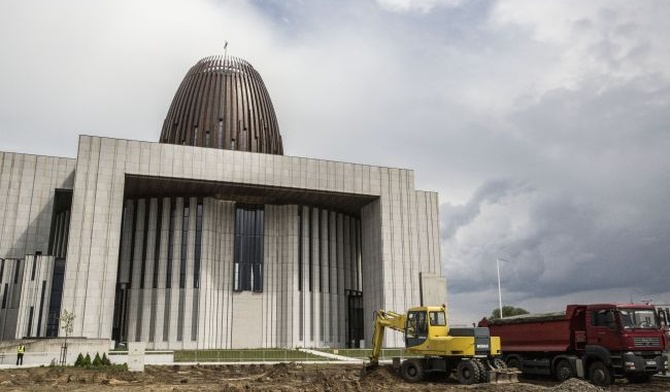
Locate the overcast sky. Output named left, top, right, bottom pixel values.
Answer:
left=1, top=0, right=669, bottom=326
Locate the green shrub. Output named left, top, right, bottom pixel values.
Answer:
left=75, top=353, right=85, bottom=367
left=93, top=352, right=102, bottom=367
left=102, top=353, right=111, bottom=366
left=84, top=353, right=92, bottom=367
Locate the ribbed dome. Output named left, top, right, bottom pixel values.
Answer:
left=159, top=55, right=283, bottom=154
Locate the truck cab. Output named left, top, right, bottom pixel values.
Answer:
left=584, top=304, right=667, bottom=381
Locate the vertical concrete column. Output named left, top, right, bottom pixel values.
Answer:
left=275, top=206, right=286, bottom=347
left=222, top=201, right=235, bottom=348
left=336, top=213, right=346, bottom=346
left=199, top=199, right=235, bottom=349
left=127, top=199, right=146, bottom=342
left=168, top=197, right=183, bottom=345
left=361, top=200, right=383, bottom=347
left=320, top=209, right=329, bottom=345
left=262, top=205, right=275, bottom=347
left=141, top=198, right=158, bottom=342
left=272, top=205, right=298, bottom=348
left=311, top=207, right=320, bottom=346
left=398, top=169, right=416, bottom=311
left=153, top=197, right=170, bottom=349
left=14, top=156, right=35, bottom=257
left=197, top=198, right=211, bottom=348
left=299, top=206, right=309, bottom=346
left=288, top=205, right=299, bottom=347
left=211, top=200, right=223, bottom=348
left=181, top=197, right=197, bottom=348
left=414, top=191, right=442, bottom=282
left=343, top=216, right=352, bottom=291
left=220, top=200, right=230, bottom=348
left=328, top=211, right=338, bottom=345
left=0, top=153, right=13, bottom=255
left=117, top=201, right=134, bottom=286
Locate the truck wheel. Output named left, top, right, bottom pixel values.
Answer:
left=400, top=359, right=424, bottom=383
left=555, top=359, right=574, bottom=382
left=588, top=362, right=613, bottom=386
left=457, top=360, right=481, bottom=385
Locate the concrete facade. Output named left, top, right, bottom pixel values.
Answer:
left=0, top=153, right=75, bottom=340
left=0, top=135, right=442, bottom=349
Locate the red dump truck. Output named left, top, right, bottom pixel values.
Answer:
left=478, top=303, right=668, bottom=386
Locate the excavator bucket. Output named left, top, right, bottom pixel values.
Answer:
left=360, top=363, right=377, bottom=377
left=486, top=359, right=521, bottom=383
left=360, top=359, right=381, bottom=378
left=487, top=368, right=520, bottom=383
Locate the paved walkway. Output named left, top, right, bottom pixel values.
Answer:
left=297, top=348, right=365, bottom=363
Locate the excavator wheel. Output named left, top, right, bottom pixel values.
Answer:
left=400, top=359, right=425, bottom=383
left=456, top=360, right=481, bottom=385
left=473, top=359, right=488, bottom=383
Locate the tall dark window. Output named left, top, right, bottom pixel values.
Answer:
left=153, top=200, right=163, bottom=289
left=308, top=208, right=313, bottom=292
left=13, top=259, right=21, bottom=283
left=166, top=200, right=175, bottom=288
left=194, top=199, right=203, bottom=289
left=27, top=306, right=34, bottom=337
left=37, top=280, right=46, bottom=336
left=180, top=200, right=189, bottom=289
left=140, top=201, right=150, bottom=289
left=31, top=253, right=40, bottom=281
left=233, top=205, right=264, bottom=292
left=1, top=283, right=7, bottom=308
left=298, top=208, right=303, bottom=291
left=46, top=258, right=65, bottom=336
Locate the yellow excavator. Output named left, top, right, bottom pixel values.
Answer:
left=365, top=305, right=519, bottom=384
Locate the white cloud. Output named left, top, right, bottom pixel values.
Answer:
left=489, top=0, right=670, bottom=93
left=375, top=0, right=464, bottom=13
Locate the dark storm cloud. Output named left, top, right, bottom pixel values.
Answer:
left=442, top=72, right=670, bottom=314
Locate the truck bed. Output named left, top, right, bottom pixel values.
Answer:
left=483, top=311, right=573, bottom=352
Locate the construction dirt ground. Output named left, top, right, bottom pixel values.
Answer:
left=1, top=363, right=669, bottom=391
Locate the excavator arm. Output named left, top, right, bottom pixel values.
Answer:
left=369, top=310, right=408, bottom=366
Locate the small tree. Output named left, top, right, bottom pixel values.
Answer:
left=84, top=353, right=92, bottom=367
left=59, top=310, right=76, bottom=366
left=490, top=306, right=529, bottom=320
left=101, top=352, right=111, bottom=366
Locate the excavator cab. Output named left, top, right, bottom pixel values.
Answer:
left=405, top=308, right=448, bottom=347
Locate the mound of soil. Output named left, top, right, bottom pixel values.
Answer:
left=0, top=364, right=667, bottom=391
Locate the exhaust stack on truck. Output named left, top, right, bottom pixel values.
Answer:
left=479, top=303, right=668, bottom=386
